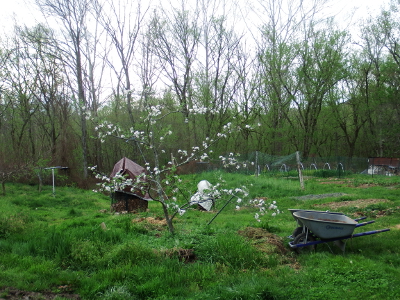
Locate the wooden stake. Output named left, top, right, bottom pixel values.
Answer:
left=296, top=151, right=305, bottom=190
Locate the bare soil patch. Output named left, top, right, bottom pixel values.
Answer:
left=355, top=183, right=378, bottom=188
left=162, top=248, right=196, bottom=263
left=294, top=193, right=347, bottom=201
left=313, top=198, right=390, bottom=210
left=0, top=288, right=81, bottom=300
left=318, top=180, right=347, bottom=185
left=316, top=178, right=350, bottom=183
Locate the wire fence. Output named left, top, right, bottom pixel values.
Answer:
left=185, top=152, right=399, bottom=177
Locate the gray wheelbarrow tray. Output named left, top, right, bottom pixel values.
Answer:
left=288, top=209, right=348, bottom=239
left=289, top=209, right=344, bottom=225
left=292, top=210, right=357, bottom=239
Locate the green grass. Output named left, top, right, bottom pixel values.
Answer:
left=0, top=174, right=399, bottom=299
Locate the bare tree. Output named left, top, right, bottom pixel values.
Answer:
left=149, top=2, right=201, bottom=120
left=0, top=45, right=12, bottom=129
left=36, top=0, right=92, bottom=178
left=15, top=24, right=69, bottom=162
left=2, top=32, right=40, bottom=160
left=195, top=0, right=244, bottom=138
left=94, top=0, right=149, bottom=124
left=137, top=24, right=163, bottom=111
left=255, top=0, right=310, bottom=154
left=80, top=6, right=110, bottom=169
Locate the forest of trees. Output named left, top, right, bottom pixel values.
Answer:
left=0, top=0, right=399, bottom=184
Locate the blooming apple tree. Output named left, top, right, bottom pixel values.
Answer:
left=91, top=104, right=246, bottom=232
left=90, top=103, right=278, bottom=233
left=250, top=198, right=280, bottom=223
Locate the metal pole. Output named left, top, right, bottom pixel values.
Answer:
left=52, top=168, right=55, bottom=196
left=255, top=151, right=259, bottom=177
left=207, top=194, right=236, bottom=225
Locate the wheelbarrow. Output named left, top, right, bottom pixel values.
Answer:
left=288, top=209, right=345, bottom=239
left=288, top=210, right=390, bottom=253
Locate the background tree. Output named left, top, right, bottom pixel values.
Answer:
left=357, top=11, right=394, bottom=157
left=370, top=1, right=400, bottom=156
left=2, top=31, right=39, bottom=161
left=36, top=0, right=92, bottom=179
left=94, top=0, right=149, bottom=125
left=195, top=0, right=244, bottom=143
left=16, top=24, right=71, bottom=163
left=255, top=0, right=321, bottom=155
left=149, top=2, right=200, bottom=122
left=293, top=23, right=348, bottom=158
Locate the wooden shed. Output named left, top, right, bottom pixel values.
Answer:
left=368, top=157, right=400, bottom=176
left=110, top=157, right=151, bottom=212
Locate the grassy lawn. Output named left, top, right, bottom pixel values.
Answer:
left=0, top=172, right=399, bottom=299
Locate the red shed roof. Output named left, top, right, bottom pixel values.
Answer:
left=369, top=157, right=400, bottom=168
left=110, top=157, right=151, bottom=200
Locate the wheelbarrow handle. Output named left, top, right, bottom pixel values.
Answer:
left=355, top=220, right=375, bottom=227
left=354, top=216, right=367, bottom=222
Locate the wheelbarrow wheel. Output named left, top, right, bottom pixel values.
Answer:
left=293, top=232, right=317, bottom=254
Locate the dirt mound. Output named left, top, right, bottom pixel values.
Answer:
left=162, top=248, right=196, bottom=263
left=132, top=217, right=167, bottom=226
left=238, top=227, right=287, bottom=255
left=238, top=227, right=300, bottom=269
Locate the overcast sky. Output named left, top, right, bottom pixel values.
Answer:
left=0, top=0, right=391, bottom=36
left=0, top=0, right=391, bottom=101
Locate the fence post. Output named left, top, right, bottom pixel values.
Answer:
left=296, top=151, right=305, bottom=190
left=255, top=151, right=259, bottom=177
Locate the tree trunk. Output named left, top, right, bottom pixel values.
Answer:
left=162, top=202, right=175, bottom=234
left=1, top=181, right=5, bottom=196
